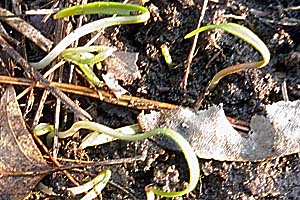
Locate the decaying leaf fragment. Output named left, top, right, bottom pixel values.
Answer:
left=102, top=73, right=128, bottom=98
left=139, top=100, right=300, bottom=161
left=0, top=86, right=48, bottom=199
left=101, top=50, right=140, bottom=98
left=104, top=51, right=141, bottom=84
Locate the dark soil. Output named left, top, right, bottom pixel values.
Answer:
left=1, top=0, right=300, bottom=199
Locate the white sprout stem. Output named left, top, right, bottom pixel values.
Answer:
left=30, top=12, right=150, bottom=69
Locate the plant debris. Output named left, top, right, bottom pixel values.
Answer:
left=102, top=72, right=129, bottom=98
left=139, top=100, right=300, bottom=161
left=104, top=51, right=141, bottom=85
left=0, top=86, right=48, bottom=199
left=0, top=7, right=53, bottom=52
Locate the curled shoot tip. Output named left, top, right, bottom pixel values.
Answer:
left=185, top=23, right=270, bottom=91
left=61, top=45, right=116, bottom=65
left=61, top=45, right=117, bottom=87
left=31, top=2, right=150, bottom=69
left=33, top=123, right=54, bottom=136
left=67, top=169, right=111, bottom=200
left=34, top=122, right=200, bottom=198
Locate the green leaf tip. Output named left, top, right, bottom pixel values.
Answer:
left=184, top=23, right=270, bottom=66
left=53, top=2, right=149, bottom=19
left=185, top=23, right=271, bottom=91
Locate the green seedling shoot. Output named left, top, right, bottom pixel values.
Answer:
left=185, top=23, right=270, bottom=92
left=34, top=121, right=200, bottom=198
left=62, top=45, right=116, bottom=87
left=161, top=44, right=173, bottom=69
left=67, top=169, right=111, bottom=200
left=30, top=2, right=150, bottom=69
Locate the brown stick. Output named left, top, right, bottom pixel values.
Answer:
left=0, top=75, right=180, bottom=110
left=0, top=75, right=250, bottom=130
left=181, top=0, right=209, bottom=90
left=0, top=36, right=92, bottom=120
left=0, top=7, right=53, bottom=52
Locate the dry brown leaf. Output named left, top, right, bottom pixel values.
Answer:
left=0, top=86, right=48, bottom=199
left=139, top=100, right=300, bottom=161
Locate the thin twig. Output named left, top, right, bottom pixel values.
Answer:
left=0, top=7, right=53, bottom=52
left=32, top=133, right=80, bottom=186
left=11, top=0, right=22, bottom=16
left=181, top=0, right=209, bottom=90
left=42, top=60, right=65, bottom=78
left=41, top=0, right=59, bottom=23
left=0, top=35, right=92, bottom=120
left=0, top=75, right=180, bottom=110
left=52, top=0, right=66, bottom=162
left=25, top=8, right=59, bottom=15
left=16, top=85, right=34, bottom=100
left=1, top=152, right=146, bottom=176
left=281, top=80, right=289, bottom=101
left=284, top=5, right=300, bottom=11
left=0, top=75, right=250, bottom=131
left=53, top=71, right=61, bottom=160
left=0, top=22, right=20, bottom=45
left=22, top=85, right=36, bottom=119
left=109, top=181, right=138, bottom=200
left=32, top=73, right=54, bottom=128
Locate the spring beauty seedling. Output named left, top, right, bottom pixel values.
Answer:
left=34, top=121, right=200, bottom=198
left=30, top=2, right=150, bottom=70
left=61, top=45, right=116, bottom=87
left=33, top=2, right=200, bottom=199
left=185, top=23, right=270, bottom=92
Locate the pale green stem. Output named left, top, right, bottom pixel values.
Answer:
left=67, top=169, right=111, bottom=200
left=185, top=23, right=270, bottom=91
left=30, top=2, right=150, bottom=69
left=35, top=121, right=200, bottom=198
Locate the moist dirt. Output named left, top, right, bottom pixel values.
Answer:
left=1, top=0, right=300, bottom=199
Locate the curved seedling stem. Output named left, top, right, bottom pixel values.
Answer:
left=34, top=121, right=200, bottom=198
left=185, top=23, right=270, bottom=91
left=31, top=2, right=150, bottom=69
